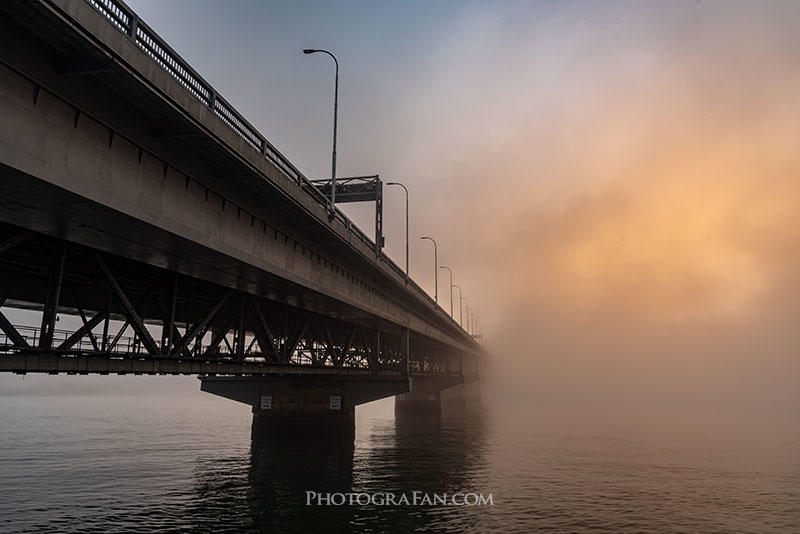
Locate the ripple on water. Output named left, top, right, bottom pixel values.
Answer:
left=0, top=395, right=797, bottom=533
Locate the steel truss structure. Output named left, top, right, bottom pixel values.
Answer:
left=0, top=223, right=458, bottom=376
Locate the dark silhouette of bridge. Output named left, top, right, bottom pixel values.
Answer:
left=0, top=0, right=483, bottom=434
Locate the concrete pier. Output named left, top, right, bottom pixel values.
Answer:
left=440, top=379, right=484, bottom=417
left=394, top=375, right=463, bottom=415
left=201, top=375, right=408, bottom=440
left=250, top=379, right=356, bottom=441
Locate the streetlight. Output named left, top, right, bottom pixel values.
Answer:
left=452, top=284, right=463, bottom=327
left=387, top=182, right=409, bottom=278
left=420, top=236, right=437, bottom=303
left=440, top=265, right=453, bottom=318
left=303, top=48, right=339, bottom=215
left=465, top=299, right=470, bottom=334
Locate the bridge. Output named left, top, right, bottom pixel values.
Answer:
left=0, top=0, right=483, bottom=435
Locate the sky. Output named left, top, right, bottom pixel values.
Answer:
left=5, top=0, right=800, bottom=409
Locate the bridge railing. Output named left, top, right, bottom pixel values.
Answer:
left=0, top=325, right=405, bottom=371
left=85, top=0, right=381, bottom=255
left=0, top=325, right=297, bottom=361
left=0, top=324, right=146, bottom=356
left=83, top=0, right=466, bottom=337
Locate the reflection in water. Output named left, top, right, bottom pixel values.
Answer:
left=1, top=394, right=797, bottom=533
left=247, top=422, right=357, bottom=532
left=186, top=407, right=490, bottom=533
left=348, top=409, right=490, bottom=532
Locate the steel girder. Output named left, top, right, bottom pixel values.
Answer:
left=0, top=223, right=456, bottom=376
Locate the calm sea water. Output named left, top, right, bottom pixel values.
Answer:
left=0, top=378, right=798, bottom=533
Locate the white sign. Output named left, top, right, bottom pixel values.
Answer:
left=260, top=395, right=272, bottom=410
left=329, top=395, right=342, bottom=410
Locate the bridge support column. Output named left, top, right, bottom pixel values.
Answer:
left=200, top=375, right=409, bottom=442
left=440, top=379, right=483, bottom=416
left=249, top=379, right=355, bottom=443
left=440, top=383, right=466, bottom=408
left=394, top=375, right=463, bottom=416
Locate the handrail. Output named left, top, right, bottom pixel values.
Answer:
left=86, top=0, right=351, bottom=226
left=86, top=1, right=411, bottom=279
left=82, top=0, right=471, bottom=340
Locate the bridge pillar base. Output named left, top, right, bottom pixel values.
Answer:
left=440, top=384, right=465, bottom=408
left=251, top=410, right=356, bottom=445
left=440, top=379, right=483, bottom=416
left=394, top=375, right=463, bottom=416
left=249, top=379, right=355, bottom=442
left=200, top=375, right=408, bottom=440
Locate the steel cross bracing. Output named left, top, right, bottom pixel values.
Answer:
left=0, top=0, right=480, bottom=375
left=0, top=224, right=459, bottom=376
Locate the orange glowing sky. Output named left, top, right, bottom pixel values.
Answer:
left=124, top=0, right=800, bottom=405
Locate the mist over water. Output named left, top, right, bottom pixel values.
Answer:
left=0, top=372, right=797, bottom=533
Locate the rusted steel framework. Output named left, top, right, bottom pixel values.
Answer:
left=0, top=223, right=456, bottom=376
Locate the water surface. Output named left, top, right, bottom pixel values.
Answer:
left=0, top=382, right=797, bottom=533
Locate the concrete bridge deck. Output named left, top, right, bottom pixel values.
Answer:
left=0, top=0, right=483, bottom=426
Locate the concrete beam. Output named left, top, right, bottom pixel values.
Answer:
left=200, top=374, right=410, bottom=409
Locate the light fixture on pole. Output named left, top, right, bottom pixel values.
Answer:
left=387, top=182, right=409, bottom=278
left=420, top=236, right=438, bottom=303
left=440, top=265, right=453, bottom=318
left=452, top=284, right=463, bottom=327
left=303, top=48, right=339, bottom=216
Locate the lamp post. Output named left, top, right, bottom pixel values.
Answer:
left=465, top=299, right=470, bottom=334
left=452, top=284, right=463, bottom=327
left=387, top=182, right=408, bottom=278
left=420, top=236, right=437, bottom=303
left=440, top=265, right=453, bottom=318
left=303, top=48, right=338, bottom=214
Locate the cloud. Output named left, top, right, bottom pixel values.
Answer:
left=112, top=0, right=800, bottom=408
left=394, top=1, right=800, bottom=406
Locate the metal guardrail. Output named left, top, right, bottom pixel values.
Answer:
left=83, top=0, right=466, bottom=338
left=0, top=326, right=454, bottom=373
left=0, top=324, right=151, bottom=356
left=0, top=325, right=235, bottom=358
left=85, top=0, right=375, bottom=244
left=0, top=325, right=372, bottom=369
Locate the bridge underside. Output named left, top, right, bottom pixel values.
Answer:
left=0, top=6, right=473, bottom=354
left=0, top=221, right=463, bottom=379
left=0, top=0, right=482, bottom=438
